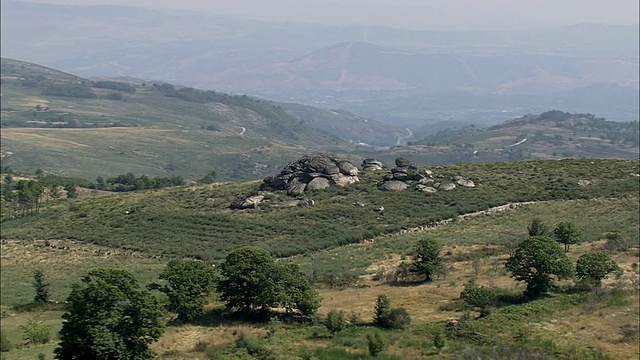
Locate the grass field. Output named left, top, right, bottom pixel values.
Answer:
left=1, top=195, right=638, bottom=359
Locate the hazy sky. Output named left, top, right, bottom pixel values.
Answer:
left=8, top=0, right=640, bottom=30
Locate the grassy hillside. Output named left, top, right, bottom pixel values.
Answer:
left=1, top=159, right=637, bottom=260
left=407, top=111, right=639, bottom=164
left=0, top=58, right=366, bottom=180
left=2, top=197, right=638, bottom=359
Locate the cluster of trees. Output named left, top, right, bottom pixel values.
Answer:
left=42, top=84, right=97, bottom=99
left=1, top=174, right=82, bottom=218
left=93, top=81, right=136, bottom=93
left=93, top=173, right=185, bottom=192
left=510, top=219, right=622, bottom=297
left=48, top=246, right=319, bottom=359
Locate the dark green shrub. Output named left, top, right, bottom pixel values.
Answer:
left=324, top=310, right=346, bottom=335
left=367, top=330, right=387, bottom=357
left=379, top=308, right=411, bottom=330
left=0, top=329, right=11, bottom=352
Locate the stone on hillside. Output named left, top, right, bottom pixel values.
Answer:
left=330, top=173, right=360, bottom=186
left=378, top=180, right=408, bottom=191
left=455, top=179, right=475, bottom=188
left=307, top=177, right=331, bottom=191
left=231, top=195, right=264, bottom=209
left=452, top=175, right=463, bottom=181
left=362, top=158, right=383, bottom=171
left=416, top=184, right=437, bottom=193
left=395, top=157, right=417, bottom=169
left=423, top=169, right=434, bottom=177
left=577, top=179, right=591, bottom=187
left=438, top=181, right=456, bottom=191
left=337, top=160, right=359, bottom=176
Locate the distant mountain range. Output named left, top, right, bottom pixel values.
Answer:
left=2, top=1, right=638, bottom=126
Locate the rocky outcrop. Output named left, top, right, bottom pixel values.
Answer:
left=437, top=181, right=456, bottom=191
left=377, top=157, right=430, bottom=191
left=261, top=154, right=359, bottom=194
left=362, top=158, right=383, bottom=171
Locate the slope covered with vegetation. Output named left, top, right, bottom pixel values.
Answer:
left=0, top=58, right=366, bottom=181
left=1, top=158, right=637, bottom=260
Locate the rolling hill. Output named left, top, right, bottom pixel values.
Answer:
left=406, top=110, right=639, bottom=162
left=0, top=58, right=405, bottom=180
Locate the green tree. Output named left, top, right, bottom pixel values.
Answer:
left=324, top=310, right=346, bottom=335
left=505, top=236, right=574, bottom=297
left=217, top=247, right=320, bottom=315
left=277, top=263, right=321, bottom=315
left=149, top=259, right=218, bottom=322
left=367, top=330, right=387, bottom=357
left=55, top=269, right=164, bottom=360
left=411, top=238, right=442, bottom=282
left=575, top=252, right=622, bottom=287
left=33, top=269, right=50, bottom=304
left=217, top=247, right=281, bottom=313
left=63, top=183, right=78, bottom=199
left=553, top=222, right=580, bottom=251
left=527, top=218, right=549, bottom=237
left=373, top=294, right=391, bottom=327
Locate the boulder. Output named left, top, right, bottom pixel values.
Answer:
left=330, top=173, right=360, bottom=186
left=395, top=157, right=417, bottom=169
left=231, top=195, right=264, bottom=209
left=416, top=185, right=437, bottom=193
left=378, top=180, right=408, bottom=191
left=455, top=179, right=475, bottom=188
left=438, top=181, right=456, bottom=191
left=362, top=158, right=383, bottom=171
left=337, top=160, right=359, bottom=176
left=306, top=177, right=331, bottom=191
left=577, top=179, right=591, bottom=187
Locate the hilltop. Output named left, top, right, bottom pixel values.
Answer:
left=406, top=110, right=639, bottom=163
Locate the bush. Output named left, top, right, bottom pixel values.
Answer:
left=235, top=333, right=270, bottom=358
left=460, top=279, right=495, bottom=312
left=324, top=310, right=346, bottom=335
left=379, top=308, right=411, bottom=330
left=367, top=330, right=387, bottom=357
left=603, top=232, right=629, bottom=252
left=433, top=330, right=446, bottom=351
left=20, top=312, right=51, bottom=346
left=0, top=329, right=11, bottom=352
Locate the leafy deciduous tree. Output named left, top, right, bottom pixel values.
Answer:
left=55, top=269, right=164, bottom=360
left=149, top=259, right=218, bottom=321
left=575, top=252, right=621, bottom=287
left=553, top=222, right=580, bottom=251
left=411, top=238, right=442, bottom=282
left=505, top=236, right=574, bottom=297
left=217, top=247, right=320, bottom=315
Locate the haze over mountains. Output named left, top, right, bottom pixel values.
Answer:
left=2, top=1, right=638, bottom=128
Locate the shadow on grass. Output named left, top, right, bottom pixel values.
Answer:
left=12, top=302, right=67, bottom=313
